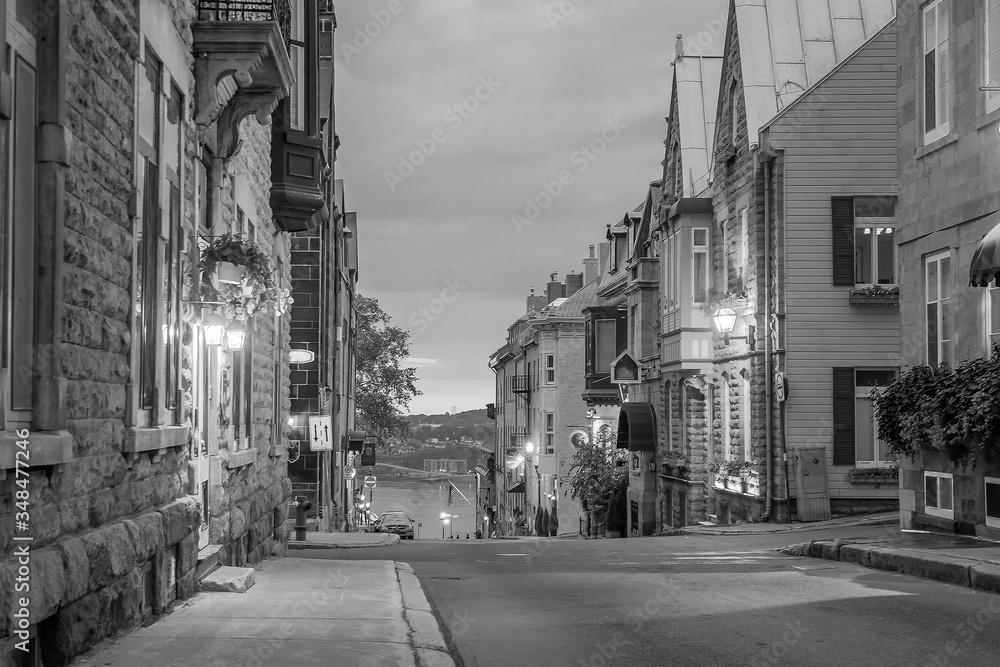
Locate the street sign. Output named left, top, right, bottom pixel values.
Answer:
left=344, top=466, right=356, bottom=480
left=308, top=415, right=333, bottom=451
left=364, top=475, right=377, bottom=489
left=775, top=372, right=788, bottom=403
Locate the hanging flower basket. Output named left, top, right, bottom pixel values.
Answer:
left=199, top=234, right=291, bottom=321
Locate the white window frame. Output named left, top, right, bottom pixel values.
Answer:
left=692, top=228, right=709, bottom=304
left=925, top=251, right=952, bottom=367
left=986, top=0, right=1000, bottom=114
left=544, top=412, right=554, bottom=454
left=854, top=223, right=897, bottom=286
left=854, top=371, right=895, bottom=468
left=922, top=0, right=952, bottom=144
left=986, top=476, right=1000, bottom=529
left=544, top=354, right=555, bottom=384
left=986, top=282, right=1000, bottom=355
left=924, top=470, right=955, bottom=519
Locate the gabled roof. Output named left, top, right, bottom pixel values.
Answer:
left=724, top=0, right=895, bottom=149
left=674, top=53, right=723, bottom=197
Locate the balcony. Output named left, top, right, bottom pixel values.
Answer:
left=193, top=1, right=294, bottom=158
left=510, top=375, right=530, bottom=401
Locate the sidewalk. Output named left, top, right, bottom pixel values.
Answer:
left=289, top=530, right=401, bottom=549
left=72, top=557, right=455, bottom=667
left=665, top=511, right=900, bottom=536
left=775, top=528, right=1000, bottom=595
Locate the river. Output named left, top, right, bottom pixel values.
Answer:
left=359, top=475, right=479, bottom=540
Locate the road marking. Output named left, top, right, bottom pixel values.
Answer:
left=495, top=553, right=530, bottom=557
left=791, top=564, right=835, bottom=571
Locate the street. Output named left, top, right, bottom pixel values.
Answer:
left=299, top=528, right=1000, bottom=666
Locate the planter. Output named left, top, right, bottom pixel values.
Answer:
left=850, top=468, right=899, bottom=485
left=216, top=262, right=246, bottom=284
left=848, top=292, right=899, bottom=307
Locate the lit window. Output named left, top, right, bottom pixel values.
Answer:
left=853, top=197, right=897, bottom=285
left=926, top=252, right=952, bottom=367
left=922, top=0, right=952, bottom=142
left=924, top=471, right=954, bottom=519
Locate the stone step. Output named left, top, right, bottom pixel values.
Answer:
left=199, top=566, right=256, bottom=593
left=196, top=544, right=223, bottom=580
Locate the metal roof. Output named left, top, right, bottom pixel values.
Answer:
left=674, top=54, right=723, bottom=197
left=730, top=0, right=895, bottom=147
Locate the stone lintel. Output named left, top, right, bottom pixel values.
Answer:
left=226, top=448, right=257, bottom=469
left=0, top=430, right=74, bottom=471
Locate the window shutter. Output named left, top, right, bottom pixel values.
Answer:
left=832, top=368, right=855, bottom=466
left=831, top=197, right=854, bottom=286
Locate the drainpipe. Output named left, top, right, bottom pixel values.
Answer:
left=760, top=154, right=774, bottom=522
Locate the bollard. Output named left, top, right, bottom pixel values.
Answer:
left=294, top=496, right=312, bottom=541
left=466, top=533, right=470, bottom=539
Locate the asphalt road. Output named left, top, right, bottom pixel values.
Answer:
left=299, top=528, right=1000, bottom=666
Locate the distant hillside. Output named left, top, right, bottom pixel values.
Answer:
left=405, top=409, right=494, bottom=443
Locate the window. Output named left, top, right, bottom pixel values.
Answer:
left=692, top=228, right=708, bottom=304
left=133, top=46, right=183, bottom=424
left=544, top=354, right=555, bottom=384
left=854, top=369, right=896, bottom=467
left=986, top=0, right=1000, bottom=113
left=987, top=477, right=1000, bottom=528
left=924, top=471, right=954, bottom=519
left=729, top=79, right=739, bottom=146
left=721, top=374, right=732, bottom=460
left=738, top=208, right=749, bottom=288
left=853, top=197, right=896, bottom=285
left=288, top=0, right=307, bottom=131
left=595, top=319, right=617, bottom=373
left=922, top=0, right=952, bottom=142
left=986, top=282, right=1000, bottom=352
left=2, top=16, right=37, bottom=424
left=544, top=412, right=554, bottom=454
left=231, top=328, right=254, bottom=450
left=926, top=252, right=952, bottom=367
left=741, top=371, right=751, bottom=461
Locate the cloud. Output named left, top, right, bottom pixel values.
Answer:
left=405, top=357, right=440, bottom=367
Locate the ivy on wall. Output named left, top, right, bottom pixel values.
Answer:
left=873, top=343, right=1000, bottom=468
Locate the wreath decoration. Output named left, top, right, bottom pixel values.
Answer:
left=199, top=234, right=292, bottom=321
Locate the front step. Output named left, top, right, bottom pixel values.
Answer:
left=196, top=544, right=223, bottom=580
left=200, top=566, right=256, bottom=593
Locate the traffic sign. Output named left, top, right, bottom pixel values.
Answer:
left=364, top=475, right=377, bottom=489
left=308, top=415, right=333, bottom=451
left=344, top=466, right=356, bottom=480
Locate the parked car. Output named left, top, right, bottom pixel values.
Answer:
left=376, top=511, right=415, bottom=539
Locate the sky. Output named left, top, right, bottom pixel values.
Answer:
left=334, top=0, right=730, bottom=416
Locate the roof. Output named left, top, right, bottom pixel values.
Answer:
left=726, top=0, right=895, bottom=149
left=547, top=278, right=608, bottom=318
left=674, top=54, right=723, bottom=197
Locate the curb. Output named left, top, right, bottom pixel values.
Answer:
left=396, top=562, right=457, bottom=667
left=288, top=534, right=400, bottom=549
left=776, top=539, right=1000, bottom=595
left=665, top=516, right=898, bottom=537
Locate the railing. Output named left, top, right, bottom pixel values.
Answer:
left=198, top=1, right=290, bottom=41
left=510, top=375, right=530, bottom=394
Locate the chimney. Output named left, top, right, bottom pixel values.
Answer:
left=675, top=34, right=684, bottom=61
left=583, top=245, right=598, bottom=284
left=565, top=271, right=584, bottom=297
left=546, top=272, right=563, bottom=304
left=526, top=286, right=546, bottom=314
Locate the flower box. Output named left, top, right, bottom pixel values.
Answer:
left=849, top=293, right=899, bottom=306
left=850, top=467, right=899, bottom=485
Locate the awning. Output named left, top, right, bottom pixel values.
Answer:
left=617, top=402, right=656, bottom=452
left=970, top=216, right=1000, bottom=286
left=509, top=480, right=526, bottom=494
left=474, top=465, right=489, bottom=478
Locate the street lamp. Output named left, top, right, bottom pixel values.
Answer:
left=524, top=441, right=535, bottom=454
left=712, top=305, right=755, bottom=350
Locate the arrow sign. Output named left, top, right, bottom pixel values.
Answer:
left=308, top=416, right=333, bottom=451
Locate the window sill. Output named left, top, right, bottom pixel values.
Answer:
left=914, top=132, right=958, bottom=160
left=226, top=448, right=256, bottom=469
left=975, top=106, right=1000, bottom=131
left=124, top=425, right=189, bottom=465
left=0, top=430, right=74, bottom=472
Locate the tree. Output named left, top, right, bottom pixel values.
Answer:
left=355, top=295, right=421, bottom=443
left=568, top=424, right=629, bottom=508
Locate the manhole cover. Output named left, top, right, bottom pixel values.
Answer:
left=792, top=564, right=835, bottom=571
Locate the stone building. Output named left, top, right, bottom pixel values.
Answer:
left=897, top=0, right=1000, bottom=536
left=0, top=1, right=337, bottom=663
